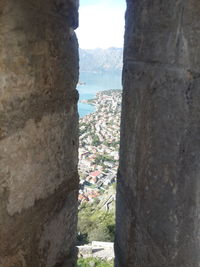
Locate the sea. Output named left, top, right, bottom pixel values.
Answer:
left=77, top=71, right=122, bottom=117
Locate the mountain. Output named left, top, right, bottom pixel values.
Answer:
left=79, top=47, right=123, bottom=73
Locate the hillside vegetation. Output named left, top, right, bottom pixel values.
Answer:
left=77, top=258, right=113, bottom=267
left=77, top=185, right=115, bottom=245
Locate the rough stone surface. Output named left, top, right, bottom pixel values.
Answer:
left=116, top=1, right=200, bottom=266
left=0, top=0, right=79, bottom=266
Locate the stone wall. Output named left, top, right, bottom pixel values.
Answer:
left=116, top=0, right=200, bottom=266
left=0, top=0, right=79, bottom=266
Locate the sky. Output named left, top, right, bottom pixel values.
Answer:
left=76, top=0, right=126, bottom=49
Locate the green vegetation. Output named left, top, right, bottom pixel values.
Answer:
left=94, top=154, right=116, bottom=165
left=103, top=140, right=119, bottom=149
left=91, top=135, right=101, bottom=146
left=77, top=257, right=113, bottom=267
left=79, top=122, right=93, bottom=136
left=77, top=203, right=115, bottom=245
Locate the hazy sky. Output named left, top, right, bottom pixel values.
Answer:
left=76, top=0, right=126, bottom=49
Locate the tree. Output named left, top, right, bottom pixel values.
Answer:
left=77, top=204, right=115, bottom=244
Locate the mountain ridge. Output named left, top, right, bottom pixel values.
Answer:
left=79, top=47, right=123, bottom=73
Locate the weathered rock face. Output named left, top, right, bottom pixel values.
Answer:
left=116, top=1, right=200, bottom=266
left=0, top=0, right=79, bottom=266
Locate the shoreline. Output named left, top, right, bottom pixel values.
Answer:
left=79, top=99, right=96, bottom=106
left=79, top=89, right=122, bottom=118
left=78, top=89, right=122, bottom=205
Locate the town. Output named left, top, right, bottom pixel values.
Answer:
left=78, top=89, right=122, bottom=205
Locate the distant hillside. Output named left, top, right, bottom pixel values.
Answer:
left=79, top=47, right=123, bottom=73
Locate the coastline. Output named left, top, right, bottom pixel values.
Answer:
left=77, top=71, right=122, bottom=118
left=79, top=99, right=96, bottom=105
left=78, top=89, right=122, bottom=205
left=79, top=89, right=122, bottom=118
left=78, top=102, right=96, bottom=118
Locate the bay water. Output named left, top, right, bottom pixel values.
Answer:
left=77, top=71, right=122, bottom=117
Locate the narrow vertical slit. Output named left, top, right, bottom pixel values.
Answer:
left=75, top=1, right=125, bottom=266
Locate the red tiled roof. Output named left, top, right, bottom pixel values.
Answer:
left=89, top=171, right=101, bottom=177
